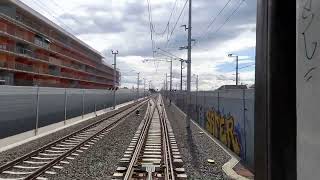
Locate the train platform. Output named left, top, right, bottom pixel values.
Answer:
left=0, top=97, right=146, bottom=153
left=164, top=99, right=254, bottom=179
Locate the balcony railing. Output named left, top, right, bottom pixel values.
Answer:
left=0, top=18, right=109, bottom=73
left=15, top=62, right=33, bottom=72
left=16, top=46, right=34, bottom=57
left=0, top=43, right=114, bottom=80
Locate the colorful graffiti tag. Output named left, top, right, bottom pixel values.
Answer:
left=206, top=109, right=242, bottom=156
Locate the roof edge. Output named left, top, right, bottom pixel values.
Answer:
left=8, top=0, right=103, bottom=57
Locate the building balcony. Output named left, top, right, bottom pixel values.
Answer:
left=0, top=13, right=112, bottom=75
left=15, top=62, right=33, bottom=72
left=0, top=59, right=113, bottom=87
left=0, top=44, right=117, bottom=82
left=0, top=19, right=116, bottom=78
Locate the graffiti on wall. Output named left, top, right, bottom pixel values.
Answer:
left=206, top=109, right=242, bottom=156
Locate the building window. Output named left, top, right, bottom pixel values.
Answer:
left=34, top=34, right=51, bottom=49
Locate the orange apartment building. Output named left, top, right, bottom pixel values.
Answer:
left=0, top=0, right=119, bottom=89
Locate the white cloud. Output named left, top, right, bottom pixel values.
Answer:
left=20, top=0, right=256, bottom=90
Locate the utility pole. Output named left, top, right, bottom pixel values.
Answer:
left=228, top=54, right=239, bottom=86
left=137, top=72, right=140, bottom=100
left=186, top=0, right=192, bottom=128
left=180, top=59, right=184, bottom=91
left=163, top=80, right=165, bottom=90
left=187, top=0, right=192, bottom=92
left=111, top=50, right=118, bottom=109
left=236, top=56, right=239, bottom=86
left=143, top=78, right=146, bottom=96
left=196, top=74, right=199, bottom=92
left=165, top=73, right=168, bottom=91
left=170, top=59, right=173, bottom=91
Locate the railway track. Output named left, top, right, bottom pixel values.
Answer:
left=0, top=98, right=148, bottom=180
left=113, top=95, right=187, bottom=179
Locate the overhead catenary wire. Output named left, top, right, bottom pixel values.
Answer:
left=150, top=0, right=179, bottom=36
left=165, top=0, right=189, bottom=48
left=146, top=0, right=156, bottom=57
left=166, top=0, right=179, bottom=39
left=238, top=63, right=255, bottom=69
left=147, top=0, right=185, bottom=60
left=166, top=1, right=188, bottom=50
left=211, top=0, right=245, bottom=37
left=197, top=0, right=233, bottom=40
left=31, top=0, right=76, bottom=34
left=50, top=0, right=84, bottom=25
left=193, top=0, right=245, bottom=50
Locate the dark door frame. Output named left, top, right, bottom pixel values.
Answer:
left=255, top=0, right=296, bottom=180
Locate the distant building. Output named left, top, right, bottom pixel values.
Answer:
left=217, top=85, right=248, bottom=90
left=0, top=0, right=119, bottom=89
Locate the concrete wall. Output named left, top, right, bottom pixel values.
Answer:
left=0, top=85, right=146, bottom=139
left=297, top=0, right=320, bottom=179
left=167, top=89, right=254, bottom=170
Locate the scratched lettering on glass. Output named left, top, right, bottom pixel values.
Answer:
left=301, top=0, right=319, bottom=81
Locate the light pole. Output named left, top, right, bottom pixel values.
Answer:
left=180, top=59, right=185, bottom=91
left=165, top=73, right=168, bottom=91
left=180, top=0, right=192, bottom=128
left=170, top=58, right=173, bottom=91
left=143, top=78, right=146, bottom=97
left=193, top=74, right=199, bottom=122
left=111, top=50, right=118, bottom=109
left=137, top=72, right=140, bottom=100
left=228, top=53, right=239, bottom=86
left=187, top=0, right=192, bottom=92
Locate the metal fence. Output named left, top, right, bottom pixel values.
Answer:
left=165, top=89, right=254, bottom=170
left=0, top=85, right=147, bottom=139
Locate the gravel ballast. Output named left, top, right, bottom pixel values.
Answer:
left=48, top=104, right=148, bottom=180
left=164, top=100, right=231, bottom=180
left=0, top=100, right=144, bottom=166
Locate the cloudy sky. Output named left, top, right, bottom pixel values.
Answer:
left=21, top=0, right=256, bottom=90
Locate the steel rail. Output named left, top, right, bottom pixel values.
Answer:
left=0, top=98, right=148, bottom=179
left=159, top=97, right=175, bottom=180
left=123, top=98, right=157, bottom=180
left=25, top=100, right=146, bottom=179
